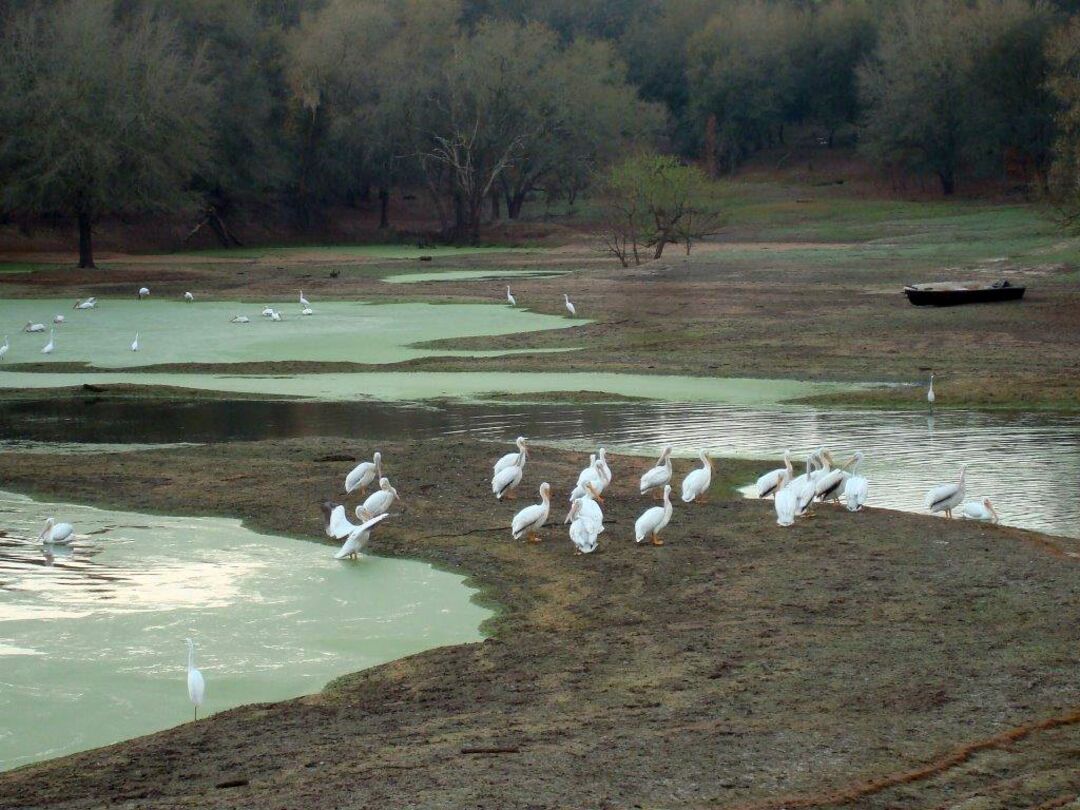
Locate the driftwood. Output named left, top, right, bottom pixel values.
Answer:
left=183, top=206, right=243, bottom=248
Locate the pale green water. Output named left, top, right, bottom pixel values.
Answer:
left=0, top=490, right=490, bottom=771
left=0, top=299, right=585, bottom=367
left=383, top=268, right=570, bottom=284
left=0, top=370, right=844, bottom=403
left=173, top=244, right=526, bottom=260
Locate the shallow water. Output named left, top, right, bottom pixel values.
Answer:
left=2, top=399, right=1077, bottom=540
left=0, top=490, right=490, bottom=771
left=0, top=299, right=584, bottom=368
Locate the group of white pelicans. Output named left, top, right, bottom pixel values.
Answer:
left=0, top=288, right=317, bottom=360
left=315, top=437, right=999, bottom=561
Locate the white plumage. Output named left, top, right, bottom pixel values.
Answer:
left=300, top=290, right=310, bottom=308
left=639, top=446, right=673, bottom=495
left=775, top=484, right=797, bottom=526
left=184, top=291, right=195, bottom=302
left=565, top=483, right=604, bottom=530
left=570, top=458, right=609, bottom=501
left=40, top=329, right=55, bottom=354
left=231, top=315, right=250, bottom=324
left=925, top=464, right=967, bottom=518
left=511, top=483, right=551, bottom=542
left=960, top=497, right=998, bottom=522
left=506, top=286, right=516, bottom=306
left=927, top=373, right=936, bottom=406
left=493, top=437, right=528, bottom=474
left=843, top=451, right=868, bottom=512
left=356, top=477, right=399, bottom=520
left=138, top=286, right=150, bottom=299
left=564, top=294, right=576, bottom=316
left=25, top=321, right=45, bottom=333
left=330, top=511, right=391, bottom=559
left=680, top=450, right=713, bottom=503
left=492, top=452, right=526, bottom=500
left=53, top=314, right=65, bottom=324
left=635, top=484, right=673, bottom=545
left=185, top=638, right=206, bottom=721
left=0, top=336, right=8, bottom=361
left=567, top=497, right=602, bottom=554
left=813, top=451, right=847, bottom=503
left=756, top=449, right=792, bottom=498
left=130, top=332, right=139, bottom=352
left=38, top=517, right=75, bottom=545
left=345, top=452, right=382, bottom=494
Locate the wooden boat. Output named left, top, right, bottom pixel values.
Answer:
left=904, top=280, right=1025, bottom=307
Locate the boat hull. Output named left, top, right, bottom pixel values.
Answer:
left=904, top=286, right=1026, bottom=307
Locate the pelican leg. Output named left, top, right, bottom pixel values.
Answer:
left=651, top=532, right=664, bottom=546
left=528, top=531, right=542, bottom=544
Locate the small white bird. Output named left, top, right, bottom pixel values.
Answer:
left=681, top=450, right=713, bottom=503
left=639, top=446, right=673, bottom=497
left=185, top=638, right=206, bottom=721
left=231, top=315, right=250, bottom=324
left=756, top=450, right=793, bottom=498
left=300, top=291, right=310, bottom=308
left=302, top=307, right=313, bottom=316
left=356, top=477, right=399, bottom=520
left=53, top=314, right=65, bottom=324
left=925, top=464, right=968, bottom=518
left=261, top=306, right=274, bottom=317
left=511, top=482, right=551, bottom=543
left=493, top=437, right=528, bottom=475
left=24, top=321, right=45, bottom=333
left=635, top=484, right=673, bottom=545
left=0, top=336, right=8, bottom=361
left=130, top=332, right=139, bottom=352
left=927, top=373, right=936, bottom=407
left=184, top=291, right=195, bottom=302
left=38, top=517, right=75, bottom=545
left=506, top=286, right=516, bottom=306
left=41, top=329, right=55, bottom=354
left=138, top=286, right=150, bottom=299
left=270, top=310, right=282, bottom=321
left=775, top=483, right=797, bottom=526
left=345, top=452, right=383, bottom=494
left=73, top=297, right=96, bottom=310
left=844, top=451, right=868, bottom=512
left=564, top=294, right=576, bottom=316
left=567, top=497, right=601, bottom=554
left=492, top=452, right=526, bottom=500
left=960, top=497, right=998, bottom=522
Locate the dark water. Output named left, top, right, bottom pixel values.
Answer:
left=1, top=398, right=1078, bottom=539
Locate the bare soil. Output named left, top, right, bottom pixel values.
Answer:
left=0, top=439, right=1076, bottom=809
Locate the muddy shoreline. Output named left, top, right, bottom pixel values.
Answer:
left=0, top=438, right=1077, bottom=808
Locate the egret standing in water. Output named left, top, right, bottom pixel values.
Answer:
left=138, top=286, right=150, bottom=299
left=185, top=638, right=205, bottom=721
left=506, top=286, right=516, bottom=306
left=130, top=332, right=139, bottom=352
left=300, top=290, right=310, bottom=308
left=0, top=336, right=8, bottom=361
left=927, top=374, right=936, bottom=409
left=564, top=294, right=576, bottom=316
left=184, top=291, right=195, bottom=302
left=41, top=329, right=55, bottom=354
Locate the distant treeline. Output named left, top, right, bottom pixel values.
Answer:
left=3, top=0, right=1080, bottom=263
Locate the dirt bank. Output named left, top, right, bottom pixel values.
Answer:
left=0, top=439, right=1076, bottom=808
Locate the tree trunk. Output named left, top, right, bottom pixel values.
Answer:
left=653, top=238, right=668, bottom=260
left=78, top=211, right=95, bottom=269
left=507, top=191, right=526, bottom=220
left=490, top=189, right=501, bottom=220
left=378, top=187, right=390, bottom=229
left=938, top=170, right=956, bottom=196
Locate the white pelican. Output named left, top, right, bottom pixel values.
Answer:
left=40, top=329, right=55, bottom=354
left=844, top=452, right=869, bottom=511
left=73, top=297, right=96, bottom=310
left=791, top=453, right=821, bottom=516
left=261, top=306, right=274, bottom=317
left=24, top=321, right=45, bottom=333
left=570, top=458, right=609, bottom=501
left=300, top=291, right=310, bottom=308
left=53, top=314, right=65, bottom=324
left=130, top=332, right=139, bottom=352
left=38, top=517, right=75, bottom=545
left=345, top=452, right=383, bottom=494
left=639, top=446, right=673, bottom=497
left=185, top=638, right=205, bottom=721
left=927, top=374, right=935, bottom=407
left=575, top=454, right=597, bottom=487
left=302, top=307, right=313, bottom=316
left=322, top=504, right=391, bottom=559
left=635, top=484, right=673, bottom=545
left=597, top=447, right=612, bottom=483
left=231, top=315, right=250, bottom=323
left=506, top=286, right=516, bottom=306
left=493, top=437, right=528, bottom=474
left=0, top=336, right=8, bottom=360
left=960, top=497, right=998, bottom=522
left=138, top=286, right=150, bottom=299
left=492, top=452, right=526, bottom=500
left=756, top=449, right=793, bottom=499
left=564, top=294, right=576, bottom=316
left=680, top=450, right=713, bottom=503
left=356, top=477, right=399, bottom=520
left=775, top=483, right=797, bottom=526
left=814, top=451, right=847, bottom=503
left=184, top=291, right=195, bottom=302
left=925, top=464, right=967, bottom=518
left=567, top=498, right=601, bottom=554
left=511, top=482, right=551, bottom=542
left=565, top=482, right=604, bottom=530
left=270, top=310, right=282, bottom=321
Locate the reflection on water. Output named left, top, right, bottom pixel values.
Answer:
left=1, top=398, right=1078, bottom=540
left=0, top=490, right=490, bottom=770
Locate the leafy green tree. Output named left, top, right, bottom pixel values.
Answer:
left=0, top=0, right=214, bottom=266
left=1047, top=14, right=1080, bottom=221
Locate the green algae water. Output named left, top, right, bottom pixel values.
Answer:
left=0, top=490, right=490, bottom=771
left=0, top=299, right=584, bottom=368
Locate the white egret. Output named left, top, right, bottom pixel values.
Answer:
left=843, top=451, right=868, bottom=512
left=270, top=310, right=282, bottom=322
left=756, top=450, right=793, bottom=498
left=635, top=484, right=673, bottom=545
left=0, top=336, right=8, bottom=360
left=53, top=314, right=65, bottom=324
left=492, top=452, right=526, bottom=500
left=300, top=291, right=310, bottom=308
left=261, top=306, right=274, bottom=317
left=24, top=321, right=45, bottom=333
left=40, top=329, right=55, bottom=354
left=564, top=294, right=576, bottom=316
left=775, top=483, right=797, bottom=527
left=927, top=374, right=935, bottom=408
left=184, top=291, right=195, bottom=302
left=130, top=332, right=139, bottom=352
left=356, top=477, right=399, bottom=520
left=185, top=638, right=205, bottom=721
left=639, top=446, right=673, bottom=497
left=511, top=482, right=551, bottom=543
left=138, top=286, right=150, bottom=299
left=681, top=450, right=713, bottom=504
left=345, top=452, right=383, bottom=495
left=231, top=315, right=250, bottom=323
left=38, top=517, right=75, bottom=545
left=302, top=307, right=314, bottom=316
left=925, top=464, right=968, bottom=518
left=960, top=497, right=998, bottom=522
left=493, top=437, right=528, bottom=474
left=567, top=498, right=601, bottom=554
left=506, top=286, right=516, bottom=306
